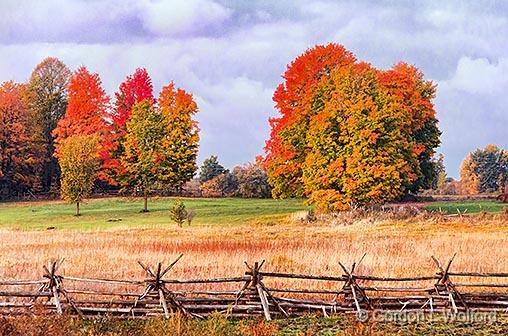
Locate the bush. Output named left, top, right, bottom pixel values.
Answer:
left=200, top=172, right=238, bottom=197
left=233, top=163, right=271, bottom=198
left=170, top=200, right=188, bottom=227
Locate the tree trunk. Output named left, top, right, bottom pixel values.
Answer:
left=143, top=189, right=148, bottom=212
left=76, top=201, right=80, bottom=216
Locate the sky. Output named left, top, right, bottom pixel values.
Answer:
left=0, top=0, right=507, bottom=177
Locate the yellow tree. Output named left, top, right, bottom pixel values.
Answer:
left=58, top=135, right=100, bottom=216
left=459, top=154, right=478, bottom=194
left=302, top=63, right=418, bottom=210
left=158, top=83, right=199, bottom=191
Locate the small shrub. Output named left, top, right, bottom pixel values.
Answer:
left=305, top=208, right=317, bottom=222
left=170, top=200, right=188, bottom=227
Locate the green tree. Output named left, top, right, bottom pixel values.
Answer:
left=170, top=199, right=188, bottom=227
left=58, top=135, right=100, bottom=216
left=499, top=151, right=508, bottom=192
left=25, top=58, right=71, bottom=193
left=199, top=155, right=226, bottom=183
left=120, top=100, right=166, bottom=212
left=430, top=153, right=446, bottom=192
left=471, top=144, right=506, bottom=193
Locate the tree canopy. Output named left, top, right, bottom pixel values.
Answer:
left=264, top=43, right=440, bottom=211
left=58, top=134, right=100, bottom=216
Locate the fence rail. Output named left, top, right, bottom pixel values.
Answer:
left=0, top=254, right=507, bottom=320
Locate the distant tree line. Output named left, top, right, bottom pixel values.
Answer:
left=197, top=155, right=271, bottom=198
left=460, top=144, right=508, bottom=194
left=423, top=146, right=508, bottom=196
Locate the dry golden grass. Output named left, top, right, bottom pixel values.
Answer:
left=1, top=212, right=508, bottom=296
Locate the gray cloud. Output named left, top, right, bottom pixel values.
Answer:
left=0, top=0, right=507, bottom=177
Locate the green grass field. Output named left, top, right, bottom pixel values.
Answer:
left=1, top=197, right=506, bottom=231
left=0, top=197, right=308, bottom=230
left=425, top=200, right=508, bottom=214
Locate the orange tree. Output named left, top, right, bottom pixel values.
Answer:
left=264, top=44, right=440, bottom=211
left=264, top=44, right=356, bottom=198
left=0, top=81, right=45, bottom=196
left=158, top=83, right=199, bottom=191
left=53, top=66, right=109, bottom=155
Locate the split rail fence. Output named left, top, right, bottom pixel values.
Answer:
left=0, top=254, right=507, bottom=320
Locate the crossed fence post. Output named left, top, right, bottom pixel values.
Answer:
left=432, top=254, right=468, bottom=313
left=339, top=254, right=372, bottom=314
left=136, top=254, right=200, bottom=318
left=240, top=260, right=288, bottom=320
left=37, top=259, right=84, bottom=318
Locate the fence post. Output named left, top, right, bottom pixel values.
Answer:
left=432, top=254, right=468, bottom=313
left=42, top=259, right=64, bottom=315
left=137, top=254, right=196, bottom=319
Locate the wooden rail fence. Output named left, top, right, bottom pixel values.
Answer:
left=0, top=254, right=507, bottom=320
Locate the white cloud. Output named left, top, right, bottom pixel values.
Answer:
left=140, top=0, right=232, bottom=37
left=442, top=57, right=508, bottom=95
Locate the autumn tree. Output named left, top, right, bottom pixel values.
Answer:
left=459, top=154, right=479, bottom=194
left=199, top=155, right=226, bottom=183
left=264, top=44, right=441, bottom=211
left=265, top=44, right=356, bottom=198
left=120, top=100, right=166, bottom=212
left=58, top=135, right=99, bottom=216
left=53, top=66, right=109, bottom=155
left=158, top=83, right=200, bottom=190
left=0, top=81, right=45, bottom=198
left=379, top=63, right=441, bottom=192
left=117, top=81, right=200, bottom=211
left=301, top=63, right=420, bottom=210
left=25, top=57, right=71, bottom=193
left=102, top=68, right=154, bottom=183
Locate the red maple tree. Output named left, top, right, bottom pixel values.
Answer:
left=101, top=68, right=154, bottom=184
left=53, top=66, right=109, bottom=157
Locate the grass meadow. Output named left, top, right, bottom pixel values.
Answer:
left=0, top=197, right=308, bottom=230
left=425, top=199, right=508, bottom=214
left=0, top=197, right=507, bottom=283
left=1, top=197, right=508, bottom=335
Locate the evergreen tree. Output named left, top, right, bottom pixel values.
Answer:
left=199, top=155, right=226, bottom=183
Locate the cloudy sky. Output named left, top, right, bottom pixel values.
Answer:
left=1, top=0, right=507, bottom=177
